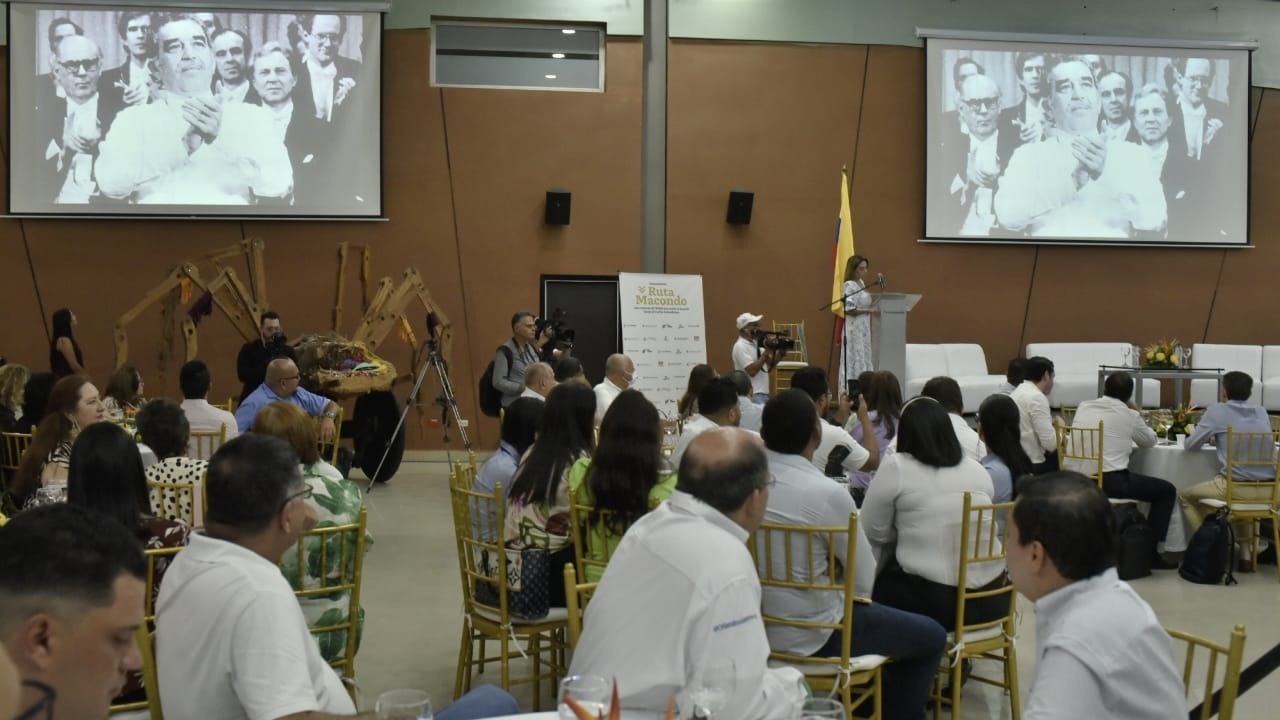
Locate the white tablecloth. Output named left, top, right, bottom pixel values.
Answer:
left=1128, top=443, right=1219, bottom=553
left=488, top=713, right=665, bottom=720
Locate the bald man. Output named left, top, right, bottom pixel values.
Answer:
left=520, top=362, right=556, bottom=400
left=233, top=358, right=338, bottom=439
left=593, top=353, right=636, bottom=423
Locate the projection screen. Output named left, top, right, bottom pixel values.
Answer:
left=923, top=32, right=1252, bottom=247
left=8, top=3, right=382, bottom=218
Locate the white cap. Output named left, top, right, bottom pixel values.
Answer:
left=736, top=312, right=764, bottom=330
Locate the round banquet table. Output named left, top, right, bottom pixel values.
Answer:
left=486, top=713, right=667, bottom=719
left=1128, top=442, right=1219, bottom=553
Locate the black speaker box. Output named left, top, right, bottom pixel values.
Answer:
left=545, top=190, right=571, bottom=225
left=727, top=190, right=754, bottom=224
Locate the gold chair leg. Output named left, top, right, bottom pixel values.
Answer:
left=1272, top=515, right=1280, bottom=583
left=949, top=654, right=963, bottom=717
left=531, top=632, right=542, bottom=710
left=454, top=623, right=469, bottom=700
left=873, top=668, right=883, bottom=720
left=500, top=630, right=510, bottom=692
left=477, top=630, right=488, bottom=675
left=1008, top=643, right=1022, bottom=720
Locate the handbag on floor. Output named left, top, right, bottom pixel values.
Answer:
left=476, top=546, right=552, bottom=619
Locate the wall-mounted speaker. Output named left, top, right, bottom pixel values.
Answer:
left=545, top=190, right=571, bottom=225
left=727, top=190, right=754, bottom=225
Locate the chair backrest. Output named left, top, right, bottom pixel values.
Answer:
left=212, top=398, right=236, bottom=413
left=317, top=405, right=344, bottom=466
left=1223, top=428, right=1280, bottom=503
left=1057, top=422, right=1104, bottom=487
left=0, top=431, right=33, bottom=506
left=449, top=480, right=513, bottom=618
left=954, top=493, right=1017, bottom=644
left=148, top=478, right=199, bottom=527
left=771, top=320, right=808, bottom=363
left=1059, top=406, right=1076, bottom=427
left=188, top=424, right=227, bottom=461
left=563, top=563, right=597, bottom=651
left=279, top=506, right=368, bottom=688
left=751, top=513, right=863, bottom=666
left=940, top=343, right=990, bottom=377
left=905, top=344, right=948, bottom=383
left=1025, top=342, right=1132, bottom=376
left=109, top=545, right=185, bottom=717
left=1167, top=624, right=1247, bottom=720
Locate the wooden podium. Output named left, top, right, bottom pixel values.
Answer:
left=874, top=292, right=922, bottom=396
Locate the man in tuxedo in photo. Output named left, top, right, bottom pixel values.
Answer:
left=36, top=17, right=83, bottom=99
left=1133, top=83, right=1216, bottom=242
left=1098, top=70, right=1139, bottom=144
left=936, top=73, right=1004, bottom=235
left=212, top=28, right=254, bottom=104
left=296, top=13, right=362, bottom=124
left=997, top=51, right=1047, bottom=155
left=98, top=11, right=154, bottom=130
left=1168, top=57, right=1229, bottom=162
left=34, top=35, right=111, bottom=204
left=941, top=56, right=984, bottom=136
left=248, top=42, right=331, bottom=208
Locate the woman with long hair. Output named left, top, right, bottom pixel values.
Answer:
left=838, top=254, right=875, bottom=392
left=137, top=398, right=208, bottom=526
left=505, top=382, right=596, bottom=605
left=0, top=364, right=30, bottom=434
left=12, top=375, right=105, bottom=506
left=103, top=365, right=145, bottom=417
left=849, top=370, right=904, bottom=491
left=567, top=389, right=676, bottom=581
left=977, top=393, right=1033, bottom=507
left=860, top=397, right=1006, bottom=632
left=676, top=364, right=717, bottom=420
left=49, top=308, right=84, bottom=379
left=66, top=421, right=189, bottom=703
left=251, top=401, right=365, bottom=664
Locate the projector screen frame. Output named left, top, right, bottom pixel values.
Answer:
left=917, top=28, right=1257, bottom=249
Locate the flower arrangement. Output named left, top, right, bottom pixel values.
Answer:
left=1141, top=339, right=1181, bottom=369
left=1153, top=403, right=1200, bottom=441
left=563, top=680, right=676, bottom=720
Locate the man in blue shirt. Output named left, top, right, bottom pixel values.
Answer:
left=1180, top=371, right=1276, bottom=564
left=234, top=358, right=338, bottom=439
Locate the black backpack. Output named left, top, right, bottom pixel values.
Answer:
left=1180, top=509, right=1238, bottom=585
left=1112, top=502, right=1155, bottom=580
left=478, top=345, right=513, bottom=418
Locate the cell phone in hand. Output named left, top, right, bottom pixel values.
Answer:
left=846, top=379, right=860, bottom=404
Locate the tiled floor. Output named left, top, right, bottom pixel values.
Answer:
left=353, top=460, right=1280, bottom=718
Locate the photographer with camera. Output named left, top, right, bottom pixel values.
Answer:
left=236, top=311, right=297, bottom=402
left=733, top=313, right=784, bottom=405
left=534, top=308, right=575, bottom=365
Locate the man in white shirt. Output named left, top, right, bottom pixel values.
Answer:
left=1011, top=356, right=1060, bottom=473
left=672, top=378, right=741, bottom=466
left=1070, top=371, right=1176, bottom=566
left=732, top=313, right=782, bottom=404
left=1008, top=471, right=1185, bottom=719
left=729, top=370, right=763, bottom=432
left=592, top=353, right=634, bottom=423
left=570, top=428, right=807, bottom=719
left=519, top=361, right=556, bottom=400
left=179, top=360, right=239, bottom=455
left=95, top=15, right=293, bottom=205
left=921, top=376, right=988, bottom=461
left=211, top=29, right=252, bottom=104
left=157, top=434, right=516, bottom=720
left=759, top=390, right=945, bottom=720
left=788, top=366, right=878, bottom=476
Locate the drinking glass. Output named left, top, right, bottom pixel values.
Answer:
left=682, top=658, right=737, bottom=719
left=558, top=674, right=610, bottom=720
left=799, top=697, right=844, bottom=719
left=375, top=689, right=432, bottom=720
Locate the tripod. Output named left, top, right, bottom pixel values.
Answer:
left=366, top=337, right=470, bottom=494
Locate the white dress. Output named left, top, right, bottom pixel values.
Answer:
left=840, top=279, right=874, bottom=390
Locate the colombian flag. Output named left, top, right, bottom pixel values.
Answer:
left=830, top=167, right=856, bottom=327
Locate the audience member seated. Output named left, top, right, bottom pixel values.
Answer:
left=568, top=389, right=677, bottom=581
left=157, top=434, right=518, bottom=720
left=1011, top=356, right=1060, bottom=473
left=593, top=353, right=636, bottom=423
left=977, top=394, right=1033, bottom=510
left=505, top=383, right=596, bottom=607
left=474, top=397, right=544, bottom=541
left=671, top=377, right=742, bottom=465
left=252, top=401, right=367, bottom=662
left=677, top=363, right=717, bottom=421
left=0, top=504, right=146, bottom=720
left=788, top=366, right=879, bottom=481
left=849, top=370, right=902, bottom=490
left=103, top=366, right=145, bottom=418
left=997, top=357, right=1027, bottom=395
left=17, top=371, right=56, bottom=431
left=922, top=376, right=987, bottom=461
left=520, top=361, right=557, bottom=400
left=1181, top=370, right=1277, bottom=567
left=178, top=359, right=239, bottom=453
left=729, top=370, right=763, bottom=432
left=554, top=356, right=590, bottom=387
left=137, top=399, right=209, bottom=526
left=1071, top=372, right=1177, bottom=568
left=12, top=375, right=106, bottom=507
left=234, top=358, right=339, bottom=438
left=67, top=421, right=190, bottom=705
left=1009, top=471, right=1186, bottom=718
left=569, top=428, right=807, bottom=719
left=0, top=364, right=30, bottom=434
left=0, top=644, right=16, bottom=719
left=760, top=390, right=945, bottom=720
left=863, top=398, right=1008, bottom=632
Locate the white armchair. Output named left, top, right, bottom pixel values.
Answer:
left=1025, top=342, right=1159, bottom=408
left=1262, top=347, right=1280, bottom=411
left=905, top=344, right=948, bottom=399
left=904, top=343, right=1004, bottom=412
left=1191, top=344, right=1262, bottom=407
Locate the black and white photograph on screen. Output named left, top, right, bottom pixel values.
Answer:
left=926, top=38, right=1248, bottom=246
left=10, top=5, right=381, bottom=217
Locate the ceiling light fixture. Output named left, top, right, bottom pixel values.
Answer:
left=552, top=52, right=566, bottom=59
left=561, top=29, right=576, bottom=35
left=545, top=74, right=558, bottom=79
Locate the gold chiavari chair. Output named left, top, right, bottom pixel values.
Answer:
left=279, top=507, right=369, bottom=703
left=1, top=431, right=34, bottom=510
left=148, top=478, right=199, bottom=527
left=1056, top=422, right=1104, bottom=488
left=212, top=398, right=236, bottom=413
left=1168, top=624, right=1247, bottom=720
left=316, top=405, right=344, bottom=466
left=932, top=493, right=1020, bottom=720
left=1200, top=428, right=1280, bottom=578
left=751, top=513, right=884, bottom=720
left=562, top=564, right=597, bottom=652
left=1059, top=406, right=1077, bottom=426
left=109, top=545, right=185, bottom=719
left=188, top=424, right=227, bottom=461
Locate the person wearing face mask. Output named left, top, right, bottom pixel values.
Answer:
left=95, top=14, right=291, bottom=205
left=11, top=376, right=107, bottom=508
left=994, top=55, right=1166, bottom=239
left=593, top=353, right=637, bottom=424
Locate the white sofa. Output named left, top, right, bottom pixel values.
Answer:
left=1263, top=346, right=1280, bottom=411
left=904, top=343, right=1005, bottom=413
left=1024, top=342, right=1159, bottom=408
left=1191, top=344, right=1263, bottom=408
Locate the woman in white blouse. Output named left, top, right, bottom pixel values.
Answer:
left=860, top=397, right=1009, bottom=631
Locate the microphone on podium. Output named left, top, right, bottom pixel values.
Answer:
left=876, top=272, right=886, bottom=289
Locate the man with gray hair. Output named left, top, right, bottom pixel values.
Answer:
left=248, top=41, right=332, bottom=207
left=570, top=428, right=806, bottom=718
left=35, top=33, right=109, bottom=203
left=520, top=361, right=556, bottom=400
left=938, top=72, right=1004, bottom=235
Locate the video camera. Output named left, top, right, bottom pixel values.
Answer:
left=535, top=307, right=576, bottom=347
left=752, top=328, right=796, bottom=353
left=266, top=329, right=293, bottom=359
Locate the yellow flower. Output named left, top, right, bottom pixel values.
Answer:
left=1155, top=352, right=1166, bottom=361
left=1146, top=351, right=1155, bottom=360
left=1184, top=425, right=1193, bottom=434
